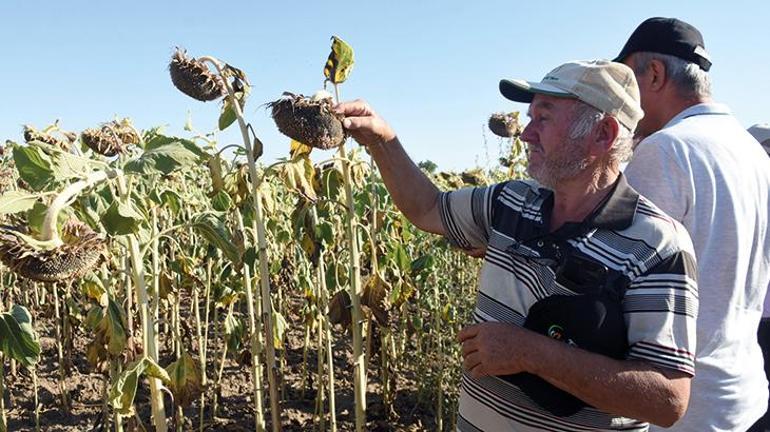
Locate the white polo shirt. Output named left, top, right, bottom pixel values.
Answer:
left=625, top=103, right=770, bottom=431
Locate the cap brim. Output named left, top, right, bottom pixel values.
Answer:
left=499, top=79, right=575, bottom=103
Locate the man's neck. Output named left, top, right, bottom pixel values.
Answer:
left=549, top=166, right=619, bottom=232
left=661, top=95, right=713, bottom=127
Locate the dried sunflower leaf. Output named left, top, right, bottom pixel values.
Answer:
left=323, top=35, right=355, bottom=85
left=166, top=351, right=202, bottom=407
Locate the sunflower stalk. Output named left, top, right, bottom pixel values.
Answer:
left=115, top=174, right=168, bottom=432
left=331, top=83, right=367, bottom=432
left=235, top=209, right=266, bottom=431
left=199, top=55, right=282, bottom=432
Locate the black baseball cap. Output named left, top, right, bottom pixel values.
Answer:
left=614, top=17, right=712, bottom=71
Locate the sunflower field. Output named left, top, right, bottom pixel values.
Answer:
left=0, top=37, right=526, bottom=432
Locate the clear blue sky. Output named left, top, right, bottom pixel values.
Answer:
left=1, top=1, right=767, bottom=171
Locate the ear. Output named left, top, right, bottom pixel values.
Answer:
left=647, top=59, right=667, bottom=92
left=589, top=116, right=620, bottom=156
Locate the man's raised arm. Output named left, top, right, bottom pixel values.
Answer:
left=336, top=99, right=445, bottom=235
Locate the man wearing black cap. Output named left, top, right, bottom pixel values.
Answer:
left=615, top=17, right=770, bottom=431
left=336, top=59, right=698, bottom=430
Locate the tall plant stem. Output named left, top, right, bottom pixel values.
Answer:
left=116, top=175, right=167, bottom=432
left=173, top=293, right=184, bottom=432
left=235, top=209, right=266, bottom=432
left=201, top=56, right=281, bottom=431
left=332, top=84, right=366, bottom=432
left=312, top=214, right=337, bottom=432
left=211, top=301, right=232, bottom=419
left=32, top=366, right=40, bottom=432
left=41, top=169, right=115, bottom=245
left=193, top=261, right=208, bottom=432
left=51, top=283, right=69, bottom=411
left=0, top=354, right=5, bottom=432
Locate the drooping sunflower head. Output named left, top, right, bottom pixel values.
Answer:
left=0, top=220, right=108, bottom=283
left=488, top=112, right=523, bottom=138
left=80, top=123, right=127, bottom=157
left=169, top=48, right=225, bottom=102
left=112, top=119, right=141, bottom=145
left=23, top=125, right=72, bottom=151
left=269, top=92, right=347, bottom=150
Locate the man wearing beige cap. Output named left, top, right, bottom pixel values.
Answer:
left=614, top=17, right=770, bottom=432
left=337, top=60, right=698, bottom=430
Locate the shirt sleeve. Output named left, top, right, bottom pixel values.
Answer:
left=623, top=249, right=699, bottom=376
left=437, top=183, right=504, bottom=251
left=624, top=136, right=693, bottom=222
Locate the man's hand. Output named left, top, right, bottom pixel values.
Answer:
left=336, top=99, right=396, bottom=147
left=463, top=247, right=486, bottom=259
left=458, top=322, right=534, bottom=378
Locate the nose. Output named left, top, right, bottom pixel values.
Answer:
left=520, top=121, right=536, bottom=144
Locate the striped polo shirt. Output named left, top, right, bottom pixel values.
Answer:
left=439, top=174, right=698, bottom=431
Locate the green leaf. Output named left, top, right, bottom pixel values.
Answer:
left=0, top=305, right=41, bottom=367
left=410, top=254, right=435, bottom=275
left=243, top=246, right=257, bottom=269
left=0, top=191, right=38, bottom=215
left=109, top=357, right=171, bottom=417
left=13, top=145, right=55, bottom=191
left=143, top=129, right=207, bottom=159
left=323, top=35, right=355, bottom=84
left=124, top=142, right=199, bottom=176
left=391, top=244, right=411, bottom=275
left=218, top=99, right=237, bottom=131
left=103, top=298, right=128, bottom=356
left=109, top=358, right=143, bottom=416
left=191, top=214, right=241, bottom=265
left=224, top=310, right=245, bottom=353
left=101, top=200, right=145, bottom=236
left=211, top=190, right=232, bottom=212
left=160, top=190, right=183, bottom=215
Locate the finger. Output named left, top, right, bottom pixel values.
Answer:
left=335, top=99, right=372, bottom=117
left=469, top=364, right=487, bottom=379
left=461, top=339, right=477, bottom=357
left=342, top=117, right=372, bottom=131
left=463, top=352, right=482, bottom=372
left=467, top=248, right=486, bottom=258
left=457, top=325, right=479, bottom=342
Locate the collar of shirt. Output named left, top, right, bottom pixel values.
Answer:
left=533, top=174, right=640, bottom=242
left=664, top=102, right=732, bottom=129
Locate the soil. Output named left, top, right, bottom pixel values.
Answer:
left=4, top=293, right=444, bottom=431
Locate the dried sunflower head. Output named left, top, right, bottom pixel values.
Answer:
left=111, top=119, right=141, bottom=145
left=81, top=123, right=126, bottom=157
left=488, top=112, right=523, bottom=138
left=270, top=92, right=347, bottom=150
left=0, top=220, right=108, bottom=283
left=23, top=125, right=72, bottom=151
left=169, top=48, right=225, bottom=102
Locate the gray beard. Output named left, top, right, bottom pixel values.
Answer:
left=527, top=141, right=591, bottom=189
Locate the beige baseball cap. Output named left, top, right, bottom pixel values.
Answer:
left=748, top=124, right=770, bottom=155
left=499, top=60, right=644, bottom=131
